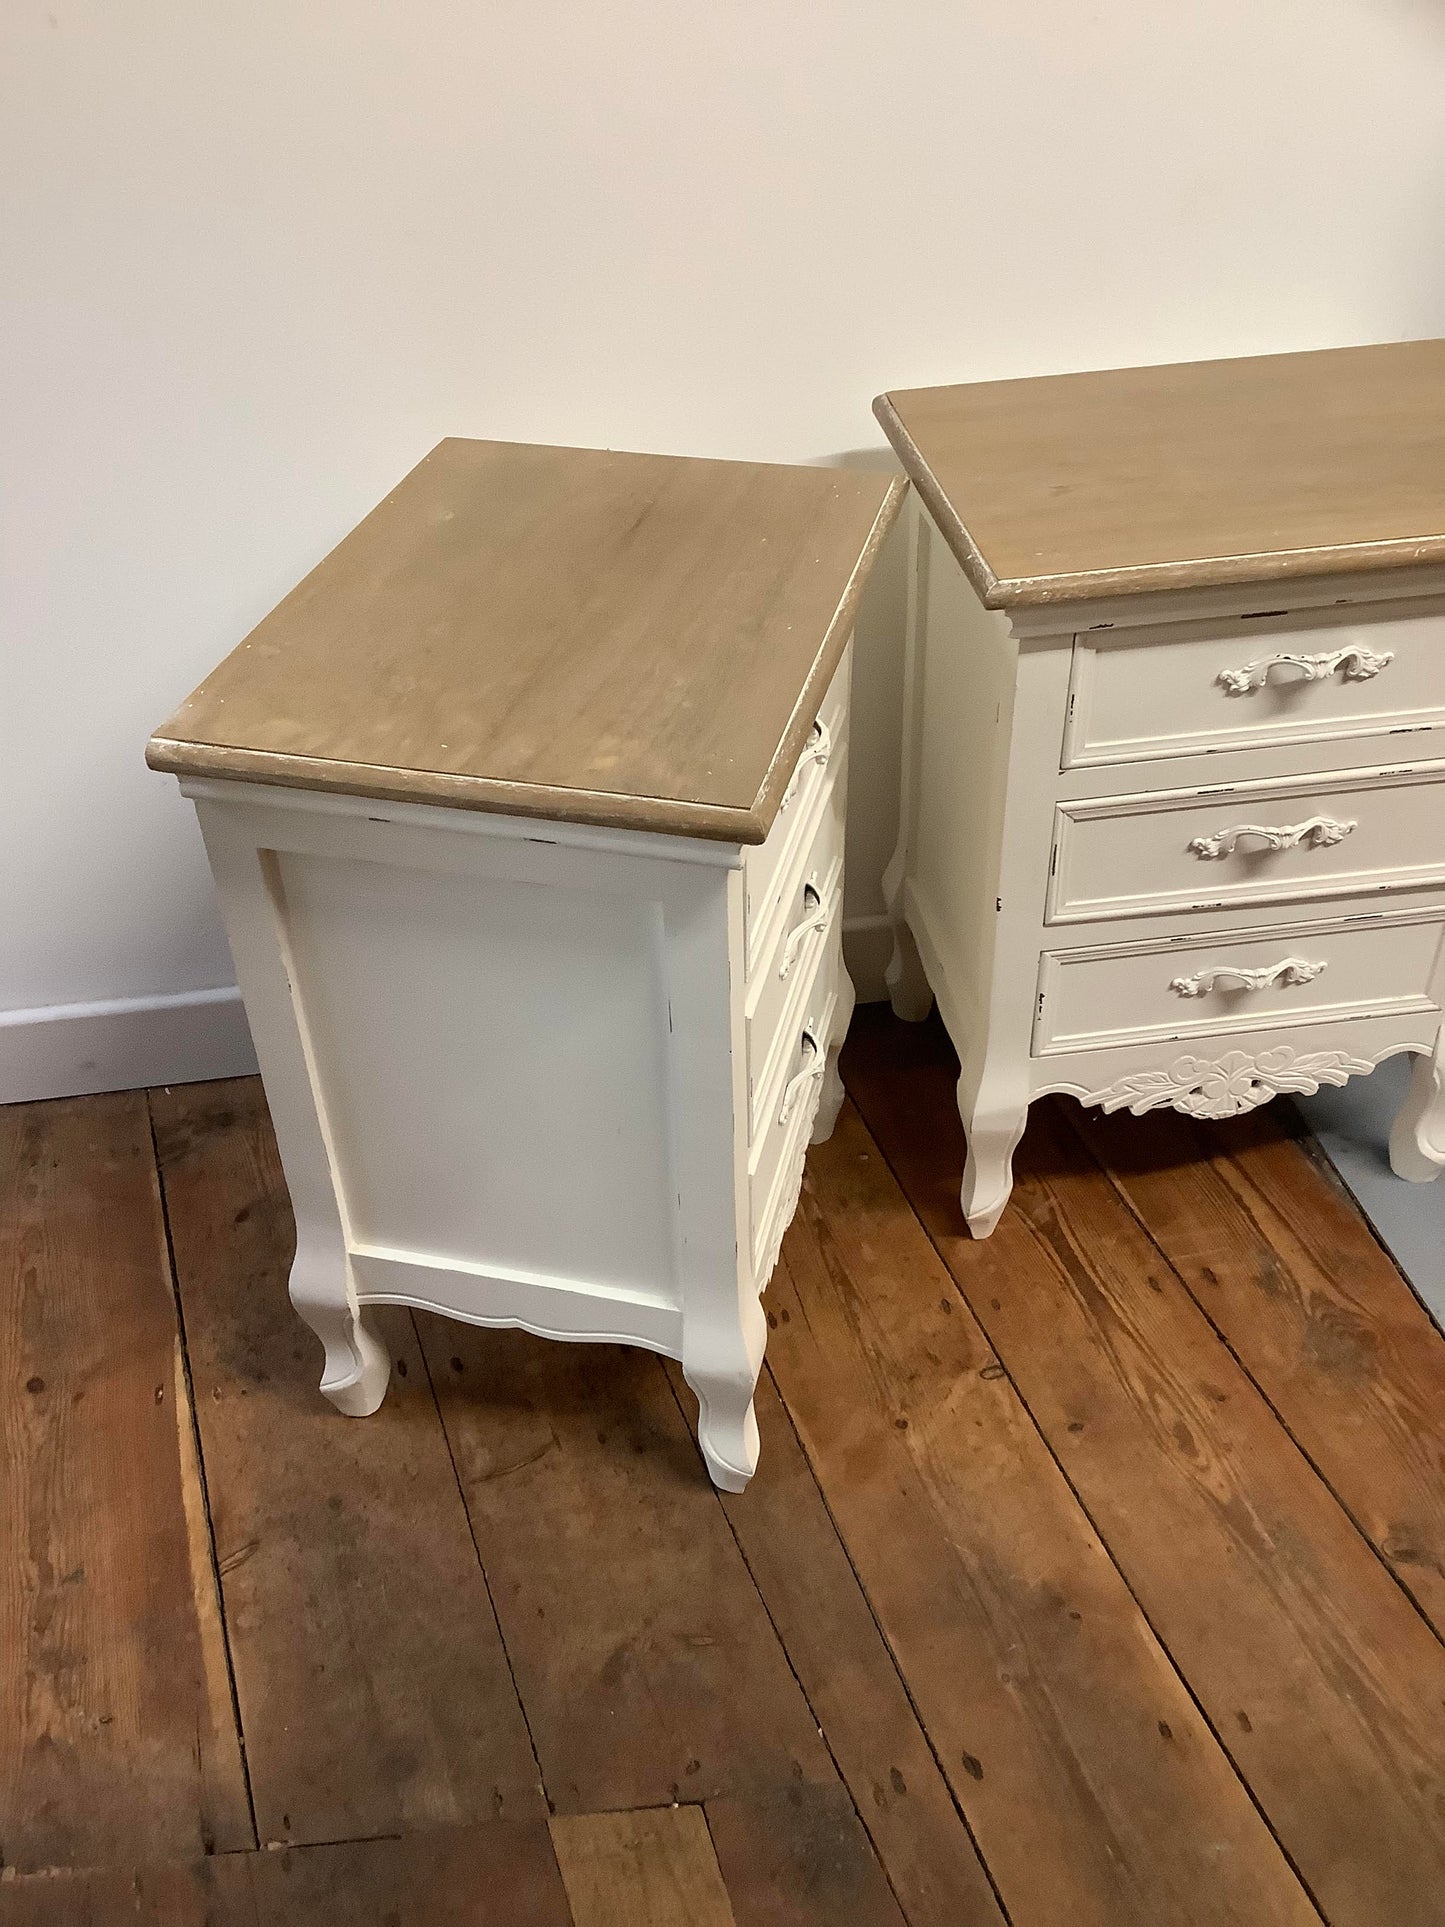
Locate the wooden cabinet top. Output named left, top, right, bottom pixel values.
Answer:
left=876, top=339, right=1445, bottom=610
left=148, top=439, right=903, bottom=842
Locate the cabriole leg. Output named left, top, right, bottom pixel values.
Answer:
left=688, top=1371, right=762, bottom=1494
left=289, top=1231, right=391, bottom=1416
left=1389, top=1031, right=1445, bottom=1183
left=958, top=1059, right=1030, bottom=1239
left=683, top=1295, right=766, bottom=1493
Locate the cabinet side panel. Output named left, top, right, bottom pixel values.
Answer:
left=272, top=848, right=677, bottom=1302
left=909, top=533, right=1018, bottom=1030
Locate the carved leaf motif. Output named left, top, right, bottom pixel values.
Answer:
left=1186, top=814, right=1356, bottom=859
left=1217, top=645, right=1393, bottom=695
left=1169, top=957, right=1326, bottom=998
left=1084, top=1045, right=1374, bottom=1119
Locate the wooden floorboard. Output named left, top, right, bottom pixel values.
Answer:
left=770, top=1098, right=1317, bottom=1927
left=1065, top=1096, right=1445, bottom=1637
left=417, top=1316, right=915, bottom=1921
left=0, top=1857, right=242, bottom=1927
left=239, top=1817, right=575, bottom=1925
left=0, top=1092, right=251, bottom=1873
left=0, top=1817, right=575, bottom=1925
left=8, top=1050, right=1445, bottom=1924
left=416, top=1316, right=837, bottom=1813
left=677, top=1363, right=1006, bottom=1927
left=550, top=1807, right=734, bottom=1927
left=705, top=1787, right=909, bottom=1927
left=844, top=1009, right=1445, bottom=1927
left=148, top=1079, right=544, bottom=1847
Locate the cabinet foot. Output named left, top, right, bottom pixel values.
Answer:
left=1389, top=1033, right=1445, bottom=1183
left=959, top=1071, right=1030, bottom=1239
left=318, top=1314, right=392, bottom=1416
left=289, top=1237, right=391, bottom=1416
left=684, top=1291, right=765, bottom=1492
left=687, top=1372, right=761, bottom=1492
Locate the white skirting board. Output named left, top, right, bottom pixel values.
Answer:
left=0, top=987, right=258, bottom=1104
left=842, top=913, right=891, bottom=1006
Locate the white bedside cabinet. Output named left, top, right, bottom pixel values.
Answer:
left=876, top=341, right=1445, bottom=1236
left=148, top=439, right=902, bottom=1488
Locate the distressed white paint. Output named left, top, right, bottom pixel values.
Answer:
left=887, top=506, right=1445, bottom=1235
left=1064, top=602, right=1445, bottom=768
left=179, top=653, right=853, bottom=1489
left=1049, top=764, right=1445, bottom=924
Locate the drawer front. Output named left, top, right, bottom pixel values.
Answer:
left=1035, top=910, right=1445, bottom=1055
left=1050, top=762, right=1445, bottom=924
left=745, top=777, right=845, bottom=1135
left=1064, top=603, right=1445, bottom=769
left=749, top=943, right=839, bottom=1285
left=745, top=647, right=850, bottom=967
left=747, top=738, right=847, bottom=982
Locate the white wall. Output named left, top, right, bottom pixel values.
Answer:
left=5, top=0, right=1445, bottom=1096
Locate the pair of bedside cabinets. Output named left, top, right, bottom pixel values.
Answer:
left=149, top=341, right=1445, bottom=1490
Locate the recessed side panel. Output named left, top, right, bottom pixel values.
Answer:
left=271, top=847, right=677, bottom=1305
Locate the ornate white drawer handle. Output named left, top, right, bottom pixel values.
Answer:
left=1169, top=957, right=1327, bottom=998
left=1217, top=645, right=1393, bottom=695
left=778, top=1029, right=824, bottom=1125
left=778, top=719, right=832, bottom=812
left=779, top=880, right=829, bottom=979
left=1187, top=815, right=1357, bottom=859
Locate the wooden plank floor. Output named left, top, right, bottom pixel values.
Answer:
left=3, top=1007, right=1444, bottom=1925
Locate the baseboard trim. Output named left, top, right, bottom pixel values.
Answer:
left=843, top=913, right=892, bottom=1006
left=0, top=986, right=258, bottom=1104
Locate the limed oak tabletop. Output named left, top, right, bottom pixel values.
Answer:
left=876, top=338, right=1445, bottom=609
left=148, top=439, right=904, bottom=842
